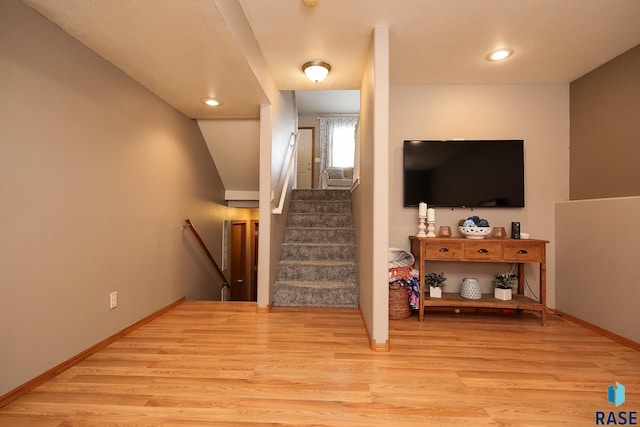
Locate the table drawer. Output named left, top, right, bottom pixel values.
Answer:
left=503, top=243, right=543, bottom=262
left=463, top=241, right=503, bottom=261
left=425, top=242, right=463, bottom=260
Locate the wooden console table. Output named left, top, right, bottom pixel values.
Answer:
left=409, top=236, right=548, bottom=325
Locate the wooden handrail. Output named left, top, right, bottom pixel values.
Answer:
left=184, top=219, right=228, bottom=287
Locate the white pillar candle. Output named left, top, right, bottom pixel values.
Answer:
left=418, top=202, right=427, bottom=218
left=427, top=208, right=435, bottom=222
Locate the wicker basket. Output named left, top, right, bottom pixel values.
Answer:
left=389, top=283, right=411, bottom=320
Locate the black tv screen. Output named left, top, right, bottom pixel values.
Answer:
left=403, top=140, right=525, bottom=208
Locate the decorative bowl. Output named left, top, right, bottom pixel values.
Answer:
left=458, top=226, right=492, bottom=239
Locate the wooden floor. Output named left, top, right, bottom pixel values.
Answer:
left=1, top=302, right=638, bottom=426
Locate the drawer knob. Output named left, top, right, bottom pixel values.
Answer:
left=517, top=249, right=528, bottom=254
left=438, top=247, right=449, bottom=252
left=478, top=248, right=489, bottom=254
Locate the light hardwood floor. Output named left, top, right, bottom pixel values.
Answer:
left=1, top=301, right=638, bottom=426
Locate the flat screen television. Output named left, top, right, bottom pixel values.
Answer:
left=403, top=139, right=525, bottom=208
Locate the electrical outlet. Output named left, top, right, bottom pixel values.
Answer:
left=109, top=291, right=118, bottom=309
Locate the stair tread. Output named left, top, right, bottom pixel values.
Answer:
left=287, top=213, right=352, bottom=216
left=289, top=213, right=351, bottom=216
left=290, top=200, right=351, bottom=204
left=290, top=202, right=350, bottom=205
left=282, top=242, right=355, bottom=246
left=288, top=215, right=352, bottom=219
left=286, top=226, right=353, bottom=230
left=291, top=201, right=349, bottom=202
left=278, top=260, right=356, bottom=266
left=274, top=280, right=358, bottom=288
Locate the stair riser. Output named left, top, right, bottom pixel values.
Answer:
left=285, top=228, right=355, bottom=244
left=281, top=244, right=356, bottom=261
left=289, top=200, right=352, bottom=214
left=287, top=214, right=353, bottom=228
left=291, top=190, right=351, bottom=201
left=277, top=263, right=357, bottom=282
left=272, top=283, right=358, bottom=308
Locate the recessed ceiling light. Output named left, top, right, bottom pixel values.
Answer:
left=486, top=48, right=514, bottom=62
left=203, top=97, right=222, bottom=107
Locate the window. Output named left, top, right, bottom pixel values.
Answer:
left=331, top=125, right=355, bottom=168
left=318, top=116, right=358, bottom=188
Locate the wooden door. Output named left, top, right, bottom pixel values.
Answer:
left=250, top=220, right=259, bottom=302
left=296, top=128, right=314, bottom=189
left=230, top=221, right=247, bottom=301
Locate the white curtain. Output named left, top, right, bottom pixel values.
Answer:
left=318, top=116, right=359, bottom=187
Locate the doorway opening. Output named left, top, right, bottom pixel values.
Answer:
left=227, top=217, right=258, bottom=302
left=294, top=90, right=360, bottom=190
left=296, top=127, right=315, bottom=189
left=229, top=221, right=247, bottom=301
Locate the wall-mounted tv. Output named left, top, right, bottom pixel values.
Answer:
left=403, top=139, right=525, bottom=208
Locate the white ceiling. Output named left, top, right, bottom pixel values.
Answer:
left=296, top=90, right=360, bottom=115
left=20, top=0, right=640, bottom=197
left=21, top=0, right=640, bottom=119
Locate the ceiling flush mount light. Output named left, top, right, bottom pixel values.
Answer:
left=203, top=97, right=222, bottom=107
left=303, top=0, right=319, bottom=6
left=486, top=48, right=514, bottom=62
left=302, top=60, right=331, bottom=82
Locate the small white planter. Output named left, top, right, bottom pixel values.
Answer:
left=494, top=287, right=512, bottom=301
left=429, top=286, right=442, bottom=298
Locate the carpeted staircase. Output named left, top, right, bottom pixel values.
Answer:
left=272, top=189, right=358, bottom=308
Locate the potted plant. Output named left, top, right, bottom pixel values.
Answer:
left=425, top=272, right=446, bottom=298
left=493, top=273, right=517, bottom=300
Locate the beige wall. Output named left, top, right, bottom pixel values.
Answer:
left=269, top=91, right=297, bottom=303
left=556, top=197, right=640, bottom=342
left=0, top=1, right=231, bottom=395
left=570, top=44, right=640, bottom=200
left=353, top=26, right=390, bottom=347
left=258, top=104, right=273, bottom=308
left=389, top=84, right=570, bottom=308
left=257, top=91, right=296, bottom=308
left=197, top=119, right=261, bottom=194
left=555, top=44, right=640, bottom=343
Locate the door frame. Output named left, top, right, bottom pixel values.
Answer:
left=250, top=220, right=259, bottom=302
